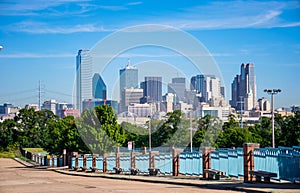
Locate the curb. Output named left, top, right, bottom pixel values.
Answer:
left=53, top=169, right=268, bottom=193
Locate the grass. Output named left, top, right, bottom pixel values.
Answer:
left=23, top=148, right=46, bottom=153
left=0, top=151, right=16, bottom=158
left=0, top=146, right=46, bottom=159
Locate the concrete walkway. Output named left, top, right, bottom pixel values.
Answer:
left=13, top=158, right=300, bottom=193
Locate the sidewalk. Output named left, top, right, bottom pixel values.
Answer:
left=53, top=168, right=300, bottom=193
left=15, top=158, right=300, bottom=193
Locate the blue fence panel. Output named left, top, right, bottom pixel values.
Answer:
left=96, top=156, right=103, bottom=170
left=292, top=146, right=300, bottom=181
left=278, top=147, right=294, bottom=181
left=179, top=153, right=187, bottom=175
left=265, top=148, right=280, bottom=180
left=49, top=157, right=53, bottom=166
left=237, top=148, right=244, bottom=176
left=54, top=157, right=58, bottom=166
left=107, top=156, right=116, bottom=171
left=120, top=156, right=131, bottom=172
left=186, top=152, right=193, bottom=175
left=86, top=157, right=93, bottom=169
left=193, top=152, right=202, bottom=175
left=211, top=151, right=220, bottom=171
left=135, top=154, right=149, bottom=173
left=71, top=157, right=75, bottom=168
left=254, top=148, right=266, bottom=171
left=228, top=149, right=238, bottom=177
left=155, top=153, right=172, bottom=174
left=166, top=153, right=173, bottom=174
left=58, top=157, right=63, bottom=167
left=219, top=150, right=229, bottom=177
left=179, top=152, right=202, bottom=176
left=41, top=157, right=45, bottom=166
left=78, top=157, right=83, bottom=168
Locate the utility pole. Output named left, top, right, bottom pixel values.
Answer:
left=38, top=80, right=41, bottom=110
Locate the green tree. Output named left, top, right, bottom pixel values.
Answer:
left=278, top=111, right=300, bottom=146
left=0, top=120, right=18, bottom=150
left=44, top=116, right=89, bottom=155
left=14, top=108, right=57, bottom=148
left=151, top=110, right=183, bottom=147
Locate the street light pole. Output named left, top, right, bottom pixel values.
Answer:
left=190, top=110, right=192, bottom=152
left=264, top=89, right=281, bottom=148
left=148, top=115, right=151, bottom=152
left=148, top=103, right=152, bottom=152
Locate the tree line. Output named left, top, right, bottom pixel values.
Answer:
left=0, top=105, right=299, bottom=155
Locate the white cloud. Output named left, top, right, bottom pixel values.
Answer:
left=2, top=1, right=300, bottom=34
left=0, top=52, right=74, bottom=58
left=127, top=1, right=300, bottom=30
left=0, top=0, right=92, bottom=16
left=126, top=2, right=142, bottom=6
left=6, top=21, right=113, bottom=34
left=92, top=52, right=232, bottom=59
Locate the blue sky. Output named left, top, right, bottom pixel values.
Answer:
left=0, top=0, right=299, bottom=108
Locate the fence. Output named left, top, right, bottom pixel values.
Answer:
left=210, top=148, right=244, bottom=178
left=254, top=146, right=300, bottom=182
left=154, top=153, right=172, bottom=174
left=23, top=145, right=300, bottom=182
left=179, top=151, right=202, bottom=175
left=135, top=154, right=149, bottom=173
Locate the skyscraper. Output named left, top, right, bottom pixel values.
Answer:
left=191, top=74, right=222, bottom=102
left=119, top=60, right=138, bottom=101
left=142, top=76, right=162, bottom=103
left=119, top=59, right=139, bottom=113
left=76, top=49, right=92, bottom=112
left=230, top=63, right=257, bottom=111
left=92, top=73, right=107, bottom=100
left=120, top=88, right=143, bottom=113
left=168, top=77, right=186, bottom=102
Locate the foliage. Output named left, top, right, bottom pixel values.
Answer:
left=0, top=119, right=18, bottom=151
left=76, top=108, right=116, bottom=155
left=45, top=116, right=89, bottom=155
left=14, top=108, right=58, bottom=148
left=1, top=106, right=300, bottom=156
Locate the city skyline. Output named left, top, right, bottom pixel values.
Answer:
left=0, top=0, right=299, bottom=108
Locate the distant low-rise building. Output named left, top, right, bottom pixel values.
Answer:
left=82, top=99, right=118, bottom=114
left=42, top=99, right=57, bottom=114
left=25, top=104, right=39, bottom=111
left=128, top=103, right=151, bottom=117
left=60, top=109, right=80, bottom=118
left=196, top=103, right=230, bottom=121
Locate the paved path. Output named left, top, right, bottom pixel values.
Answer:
left=0, top=158, right=241, bottom=193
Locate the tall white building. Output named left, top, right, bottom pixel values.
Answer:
left=205, top=76, right=221, bottom=102
left=76, top=49, right=93, bottom=112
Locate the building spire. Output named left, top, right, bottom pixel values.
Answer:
left=127, top=58, right=130, bottom=67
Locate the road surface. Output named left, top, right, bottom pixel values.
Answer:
left=0, top=158, right=242, bottom=193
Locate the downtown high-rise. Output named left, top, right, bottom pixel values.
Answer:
left=190, top=74, right=224, bottom=104
left=92, top=73, right=107, bottom=100
left=141, top=76, right=162, bottom=103
left=76, top=49, right=92, bottom=112
left=119, top=60, right=139, bottom=113
left=230, top=63, right=257, bottom=111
